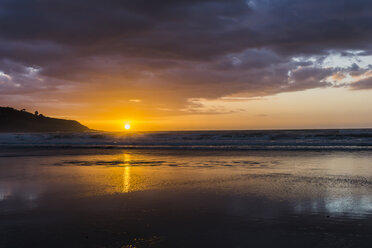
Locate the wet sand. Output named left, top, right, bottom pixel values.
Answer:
left=1, top=149, right=372, bottom=247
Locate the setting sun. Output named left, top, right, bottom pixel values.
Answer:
left=124, top=124, right=131, bottom=130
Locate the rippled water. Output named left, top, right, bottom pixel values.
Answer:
left=2, top=129, right=372, bottom=150
left=1, top=149, right=372, bottom=247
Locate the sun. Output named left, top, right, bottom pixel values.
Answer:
left=124, top=124, right=131, bottom=130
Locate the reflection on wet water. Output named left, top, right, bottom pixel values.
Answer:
left=2, top=150, right=372, bottom=247
left=1, top=150, right=372, bottom=216
left=0, top=185, right=11, bottom=201
left=293, top=196, right=372, bottom=218
left=122, top=166, right=131, bottom=193
left=121, top=153, right=131, bottom=193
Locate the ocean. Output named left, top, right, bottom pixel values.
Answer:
left=2, top=129, right=372, bottom=150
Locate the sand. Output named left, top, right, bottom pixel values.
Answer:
left=1, top=149, right=372, bottom=247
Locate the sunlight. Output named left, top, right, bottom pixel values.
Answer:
left=122, top=166, right=131, bottom=193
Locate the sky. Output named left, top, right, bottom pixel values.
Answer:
left=1, top=0, right=372, bottom=131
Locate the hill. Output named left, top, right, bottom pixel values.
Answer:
left=0, top=107, right=90, bottom=132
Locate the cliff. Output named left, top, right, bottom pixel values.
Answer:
left=0, top=107, right=90, bottom=132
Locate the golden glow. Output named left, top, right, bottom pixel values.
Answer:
left=31, top=87, right=372, bottom=131
left=122, top=153, right=131, bottom=193
left=124, top=123, right=131, bottom=130
left=122, top=166, right=131, bottom=193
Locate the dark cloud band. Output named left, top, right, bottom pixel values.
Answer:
left=0, top=0, right=372, bottom=111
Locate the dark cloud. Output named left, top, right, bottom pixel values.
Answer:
left=1, top=0, right=372, bottom=112
left=351, top=77, right=372, bottom=90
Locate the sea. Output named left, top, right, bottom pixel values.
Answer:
left=1, top=129, right=372, bottom=150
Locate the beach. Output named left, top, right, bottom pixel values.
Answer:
left=1, top=146, right=372, bottom=247
left=2, top=0, right=371, bottom=245
left=2, top=0, right=372, bottom=246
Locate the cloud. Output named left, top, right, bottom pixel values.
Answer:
left=351, top=77, right=372, bottom=90
left=1, top=0, right=372, bottom=113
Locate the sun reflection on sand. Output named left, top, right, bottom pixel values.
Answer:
left=122, top=166, right=131, bottom=193
left=122, top=153, right=131, bottom=193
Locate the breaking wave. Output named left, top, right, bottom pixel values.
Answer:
left=1, top=129, right=372, bottom=150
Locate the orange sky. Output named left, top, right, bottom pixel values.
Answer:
left=9, top=87, right=371, bottom=132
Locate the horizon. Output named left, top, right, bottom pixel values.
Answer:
left=5, top=104, right=372, bottom=132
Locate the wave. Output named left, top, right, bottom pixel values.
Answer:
left=1, top=129, right=372, bottom=150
